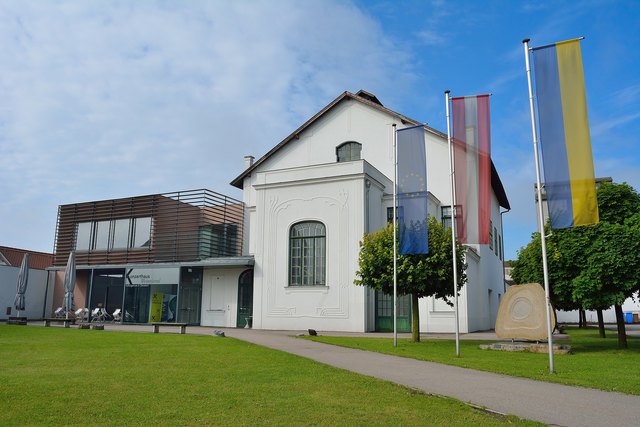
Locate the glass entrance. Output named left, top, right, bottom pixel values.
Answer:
left=178, top=267, right=202, bottom=325
left=123, top=285, right=150, bottom=323
left=89, top=269, right=124, bottom=322
left=236, top=270, right=253, bottom=328
left=375, top=291, right=411, bottom=332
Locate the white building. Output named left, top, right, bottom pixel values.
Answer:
left=230, top=90, right=510, bottom=333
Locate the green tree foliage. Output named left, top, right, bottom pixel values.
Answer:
left=354, top=216, right=467, bottom=342
left=572, top=222, right=640, bottom=309
left=595, top=181, right=640, bottom=225
left=511, top=226, right=586, bottom=314
left=511, top=182, right=640, bottom=348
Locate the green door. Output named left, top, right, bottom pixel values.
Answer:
left=375, top=291, right=411, bottom=332
left=236, top=270, right=253, bottom=328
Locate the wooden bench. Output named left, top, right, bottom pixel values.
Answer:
left=151, top=322, right=188, bottom=334
left=44, top=318, right=76, bottom=328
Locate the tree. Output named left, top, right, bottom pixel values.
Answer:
left=511, top=225, right=584, bottom=313
left=512, top=181, right=640, bottom=347
left=354, top=216, right=467, bottom=342
left=595, top=181, right=640, bottom=225
left=571, top=221, right=640, bottom=348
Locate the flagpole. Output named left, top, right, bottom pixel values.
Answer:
left=445, top=91, right=461, bottom=357
left=523, top=38, right=555, bottom=374
left=393, top=123, right=398, bottom=347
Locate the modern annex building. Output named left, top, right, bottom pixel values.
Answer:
left=48, top=90, right=510, bottom=333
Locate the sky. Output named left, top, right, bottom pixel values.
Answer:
left=1, top=0, right=639, bottom=260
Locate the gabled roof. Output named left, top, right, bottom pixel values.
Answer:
left=491, top=162, right=510, bottom=210
left=0, top=246, right=53, bottom=270
left=231, top=90, right=427, bottom=189
left=230, top=90, right=510, bottom=210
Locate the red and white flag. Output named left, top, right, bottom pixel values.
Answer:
left=452, top=95, right=491, bottom=244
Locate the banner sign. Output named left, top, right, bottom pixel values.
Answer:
left=125, top=267, right=180, bottom=286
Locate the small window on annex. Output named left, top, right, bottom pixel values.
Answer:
left=441, top=206, right=452, bottom=230
left=489, top=220, right=494, bottom=251
left=336, top=142, right=362, bottom=162
left=289, top=221, right=326, bottom=286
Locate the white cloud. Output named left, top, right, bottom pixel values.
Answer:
left=415, top=29, right=446, bottom=46
left=0, top=0, right=419, bottom=251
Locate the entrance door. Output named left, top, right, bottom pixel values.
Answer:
left=375, top=291, right=411, bottom=332
left=236, top=270, right=253, bottom=328
left=89, top=269, right=124, bottom=321
left=178, top=285, right=201, bottom=324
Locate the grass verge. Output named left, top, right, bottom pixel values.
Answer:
left=303, top=327, right=640, bottom=395
left=0, top=325, right=537, bottom=426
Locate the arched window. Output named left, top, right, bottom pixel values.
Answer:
left=289, top=221, right=326, bottom=286
left=336, top=142, right=362, bottom=162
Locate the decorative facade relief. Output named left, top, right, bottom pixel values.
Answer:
left=264, top=190, right=351, bottom=319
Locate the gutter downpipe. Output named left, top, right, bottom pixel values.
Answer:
left=500, top=208, right=510, bottom=294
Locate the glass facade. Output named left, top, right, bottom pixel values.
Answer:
left=85, top=266, right=202, bottom=325
left=74, top=217, right=152, bottom=252
left=89, top=269, right=124, bottom=321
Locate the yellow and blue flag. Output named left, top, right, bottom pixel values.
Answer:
left=397, top=125, right=428, bottom=254
left=532, top=38, right=599, bottom=228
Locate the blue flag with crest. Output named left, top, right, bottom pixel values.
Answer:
left=397, top=125, right=428, bottom=254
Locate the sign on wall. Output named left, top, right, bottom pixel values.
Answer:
left=125, top=267, right=180, bottom=286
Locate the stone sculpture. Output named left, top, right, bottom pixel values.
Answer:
left=495, top=283, right=555, bottom=341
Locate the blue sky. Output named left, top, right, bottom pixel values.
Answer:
left=1, top=0, right=639, bottom=260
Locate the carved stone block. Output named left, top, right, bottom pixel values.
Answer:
left=495, top=283, right=555, bottom=341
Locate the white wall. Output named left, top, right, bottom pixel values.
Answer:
left=250, top=162, right=371, bottom=332
left=241, top=96, right=508, bottom=333
left=0, top=266, right=49, bottom=319
left=556, top=295, right=640, bottom=324
left=200, top=267, right=248, bottom=327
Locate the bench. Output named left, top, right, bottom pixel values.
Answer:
left=44, top=318, right=76, bottom=328
left=151, top=322, right=188, bottom=334
left=8, top=316, right=27, bottom=325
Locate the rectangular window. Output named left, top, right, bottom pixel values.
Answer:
left=441, top=206, right=452, bottom=230
left=489, top=220, right=494, bottom=251
left=132, top=217, right=152, bottom=248
left=290, top=239, right=302, bottom=285
left=314, top=236, right=326, bottom=285
left=498, top=234, right=502, bottom=261
left=94, top=220, right=111, bottom=250
left=198, top=224, right=238, bottom=258
left=494, top=227, right=498, bottom=255
left=75, top=222, right=92, bottom=251
left=387, top=206, right=404, bottom=225
left=111, top=218, right=130, bottom=250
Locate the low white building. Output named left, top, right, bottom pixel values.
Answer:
left=1, top=246, right=52, bottom=320
left=230, top=90, right=510, bottom=333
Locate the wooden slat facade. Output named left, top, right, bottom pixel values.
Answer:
left=53, top=189, right=243, bottom=267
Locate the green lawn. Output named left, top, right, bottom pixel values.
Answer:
left=304, top=327, right=640, bottom=395
left=0, top=325, right=537, bottom=426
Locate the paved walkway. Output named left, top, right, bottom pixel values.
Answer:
left=36, top=323, right=640, bottom=426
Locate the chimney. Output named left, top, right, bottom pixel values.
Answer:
left=244, top=155, right=255, bottom=170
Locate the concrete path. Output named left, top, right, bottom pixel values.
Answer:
left=220, top=328, right=640, bottom=427
left=35, top=323, right=640, bottom=426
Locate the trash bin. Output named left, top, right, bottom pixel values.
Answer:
left=634, top=313, right=639, bottom=324
left=625, top=312, right=633, bottom=324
